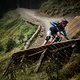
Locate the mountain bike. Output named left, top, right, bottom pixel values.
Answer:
left=46, top=35, right=62, bottom=45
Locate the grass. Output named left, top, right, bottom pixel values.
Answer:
left=0, top=10, right=37, bottom=80
left=0, top=10, right=37, bottom=54
left=0, top=7, right=80, bottom=80
left=58, top=53, right=80, bottom=80
left=12, top=63, right=48, bottom=80
left=39, top=0, right=80, bottom=16
left=70, top=74, right=80, bottom=80
left=58, top=31, right=80, bottom=80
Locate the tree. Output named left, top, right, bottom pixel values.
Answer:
left=17, top=0, right=20, bottom=8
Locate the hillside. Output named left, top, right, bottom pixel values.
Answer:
left=0, top=10, right=37, bottom=53
left=0, top=10, right=37, bottom=79
left=0, top=8, right=80, bottom=80
left=40, top=0, right=80, bottom=16
left=1, top=0, right=80, bottom=18
left=0, top=0, right=80, bottom=80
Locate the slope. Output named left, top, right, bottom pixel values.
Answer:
left=0, top=8, right=80, bottom=80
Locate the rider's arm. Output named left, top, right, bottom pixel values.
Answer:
left=62, top=29, right=69, bottom=40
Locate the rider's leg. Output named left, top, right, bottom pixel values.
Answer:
left=52, top=32, right=62, bottom=42
left=43, top=36, right=51, bottom=45
left=42, top=31, right=51, bottom=45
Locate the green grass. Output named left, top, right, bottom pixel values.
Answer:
left=0, top=9, right=37, bottom=62
left=12, top=63, right=48, bottom=80
left=0, top=11, right=37, bottom=54
left=0, top=10, right=37, bottom=80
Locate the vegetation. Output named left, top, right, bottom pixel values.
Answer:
left=0, top=0, right=80, bottom=79
left=59, top=53, right=80, bottom=80
left=39, top=0, right=80, bottom=16
left=5, top=38, right=16, bottom=52
left=0, top=10, right=37, bottom=80
left=0, top=10, right=37, bottom=54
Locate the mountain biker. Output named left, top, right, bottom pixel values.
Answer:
left=58, top=18, right=69, bottom=40
left=43, top=21, right=61, bottom=45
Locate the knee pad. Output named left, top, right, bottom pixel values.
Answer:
left=45, top=36, right=51, bottom=41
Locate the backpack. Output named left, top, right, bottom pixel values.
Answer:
left=50, top=21, right=58, bottom=27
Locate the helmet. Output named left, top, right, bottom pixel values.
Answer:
left=61, top=18, right=68, bottom=24
left=50, top=21, right=58, bottom=27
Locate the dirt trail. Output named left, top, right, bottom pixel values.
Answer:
left=18, top=8, right=62, bottom=31
left=18, top=8, right=80, bottom=48
left=18, top=8, right=61, bottom=48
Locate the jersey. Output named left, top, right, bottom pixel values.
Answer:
left=57, top=23, right=64, bottom=31
left=49, top=26, right=59, bottom=35
left=50, top=21, right=58, bottom=27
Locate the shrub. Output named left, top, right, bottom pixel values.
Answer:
left=0, top=45, right=4, bottom=52
left=18, top=33, right=25, bottom=43
left=6, top=38, right=16, bottom=52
